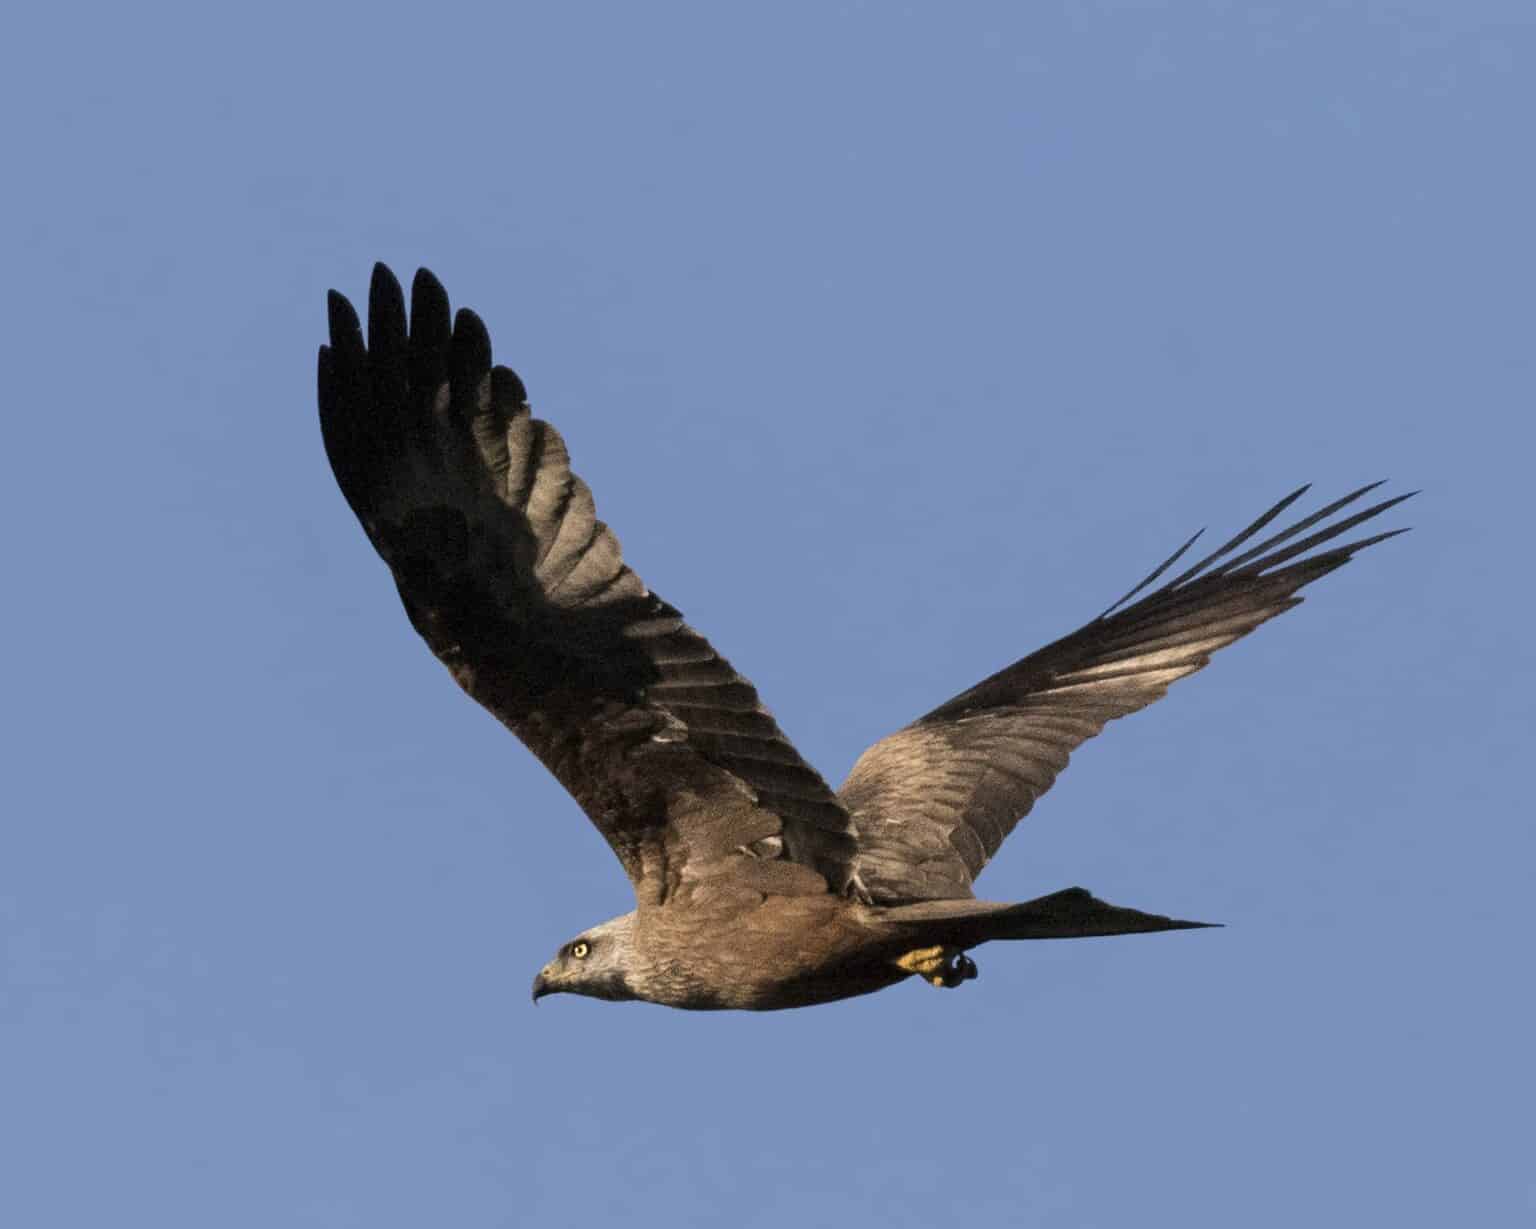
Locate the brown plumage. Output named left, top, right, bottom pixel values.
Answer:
left=318, top=264, right=1411, bottom=1011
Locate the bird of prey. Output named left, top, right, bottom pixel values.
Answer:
left=319, top=264, right=1410, bottom=1012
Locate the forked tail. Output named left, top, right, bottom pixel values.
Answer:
left=878, top=887, right=1218, bottom=949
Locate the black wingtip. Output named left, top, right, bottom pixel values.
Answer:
left=326, top=289, right=362, bottom=347
left=1097, top=526, right=1207, bottom=620
left=407, top=268, right=452, bottom=391
left=369, top=262, right=406, bottom=314
left=449, top=309, right=494, bottom=413
left=1338, top=525, right=1414, bottom=554
left=491, top=364, right=530, bottom=408
left=1369, top=491, right=1416, bottom=515
left=453, top=308, right=492, bottom=366
left=409, top=269, right=451, bottom=343
left=367, top=264, right=408, bottom=361
left=315, top=343, right=333, bottom=405
left=411, top=266, right=449, bottom=311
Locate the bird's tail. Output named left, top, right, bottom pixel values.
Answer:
left=876, top=887, right=1218, bottom=949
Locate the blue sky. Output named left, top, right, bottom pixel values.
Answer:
left=4, top=2, right=1532, bottom=1225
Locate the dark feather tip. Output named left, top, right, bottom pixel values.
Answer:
left=452, top=308, right=493, bottom=371
left=492, top=364, right=529, bottom=407
left=368, top=264, right=407, bottom=339
left=326, top=289, right=362, bottom=349
left=411, top=267, right=449, bottom=312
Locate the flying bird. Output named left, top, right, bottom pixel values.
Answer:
left=319, top=264, right=1410, bottom=1011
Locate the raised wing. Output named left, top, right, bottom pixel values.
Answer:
left=838, top=484, right=1411, bottom=903
left=319, top=264, right=852, bottom=902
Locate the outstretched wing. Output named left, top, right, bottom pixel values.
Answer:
left=837, top=484, right=1411, bottom=903
left=319, top=264, right=852, bottom=902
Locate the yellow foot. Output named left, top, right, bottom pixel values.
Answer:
left=894, top=945, right=979, bottom=988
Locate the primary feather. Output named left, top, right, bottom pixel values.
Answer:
left=838, top=483, right=1411, bottom=902
left=319, top=265, right=853, bottom=904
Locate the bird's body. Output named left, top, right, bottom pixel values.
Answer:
left=625, top=896, right=905, bottom=1011
left=319, top=264, right=1410, bottom=1012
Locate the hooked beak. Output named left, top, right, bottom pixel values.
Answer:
left=531, top=965, right=556, bottom=1004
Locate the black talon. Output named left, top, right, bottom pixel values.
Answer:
left=939, top=951, right=979, bottom=988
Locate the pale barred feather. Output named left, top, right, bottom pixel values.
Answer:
left=839, top=483, right=1411, bottom=902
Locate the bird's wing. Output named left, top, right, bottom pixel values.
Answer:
left=319, top=265, right=852, bottom=903
left=837, top=484, right=1411, bottom=903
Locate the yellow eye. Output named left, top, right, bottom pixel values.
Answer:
left=571, top=941, right=590, bottom=959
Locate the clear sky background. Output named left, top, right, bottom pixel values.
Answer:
left=4, top=3, right=1531, bottom=1226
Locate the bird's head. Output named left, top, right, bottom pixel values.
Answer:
left=531, top=912, right=640, bottom=1004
